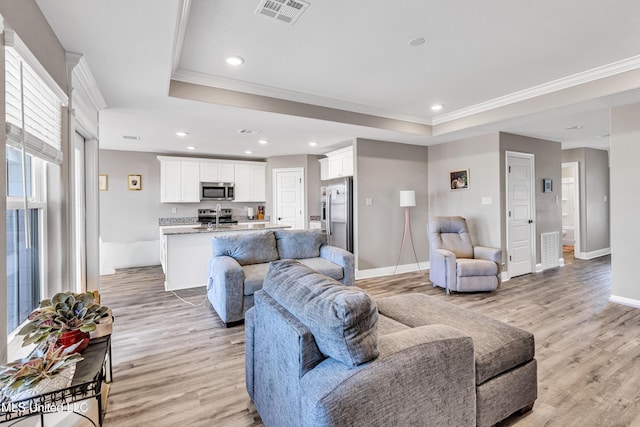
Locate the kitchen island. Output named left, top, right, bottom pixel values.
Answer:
left=160, top=222, right=290, bottom=291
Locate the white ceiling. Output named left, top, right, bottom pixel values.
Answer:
left=35, top=0, right=640, bottom=158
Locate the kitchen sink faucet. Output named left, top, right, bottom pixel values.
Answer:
left=216, top=204, right=221, bottom=227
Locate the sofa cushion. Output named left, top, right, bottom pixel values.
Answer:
left=263, top=259, right=378, bottom=367
left=456, top=258, right=498, bottom=277
left=274, top=229, right=327, bottom=259
left=298, top=257, right=344, bottom=281
left=211, top=231, right=279, bottom=266
left=376, top=293, right=534, bottom=385
left=242, top=263, right=271, bottom=296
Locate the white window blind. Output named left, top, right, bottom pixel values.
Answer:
left=4, top=32, right=65, bottom=165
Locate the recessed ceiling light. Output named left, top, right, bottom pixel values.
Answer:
left=122, top=135, right=141, bottom=140
left=186, top=146, right=197, bottom=150
left=409, top=37, right=426, bottom=47
left=244, top=150, right=253, bottom=155
left=431, top=104, right=444, bottom=112
left=226, top=56, right=245, bottom=66
left=594, top=134, right=610, bottom=139
left=565, top=124, right=584, bottom=130
left=308, top=141, right=318, bottom=146
left=258, top=139, right=268, bottom=145
left=176, top=131, right=189, bottom=137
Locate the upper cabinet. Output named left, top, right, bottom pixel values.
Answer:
left=200, top=160, right=235, bottom=182
left=159, top=157, right=200, bottom=203
left=322, top=146, right=353, bottom=180
left=234, top=163, right=266, bottom=202
left=158, top=156, right=265, bottom=203
left=319, top=158, right=329, bottom=181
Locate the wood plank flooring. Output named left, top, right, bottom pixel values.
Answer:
left=99, top=254, right=640, bottom=427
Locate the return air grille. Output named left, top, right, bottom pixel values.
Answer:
left=256, top=0, right=310, bottom=24
left=541, top=231, right=560, bottom=270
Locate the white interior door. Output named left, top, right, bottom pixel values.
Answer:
left=507, top=152, right=535, bottom=277
left=273, top=168, right=304, bottom=229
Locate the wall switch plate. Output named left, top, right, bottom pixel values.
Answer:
left=604, top=195, right=608, bottom=202
left=365, top=197, right=373, bottom=206
left=171, top=207, right=177, bottom=214
left=481, top=197, right=492, bottom=205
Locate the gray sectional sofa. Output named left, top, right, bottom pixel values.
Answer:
left=246, top=259, right=537, bottom=427
left=207, top=229, right=354, bottom=326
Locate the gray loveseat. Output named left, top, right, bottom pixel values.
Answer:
left=246, top=260, right=537, bottom=427
left=207, top=229, right=354, bottom=326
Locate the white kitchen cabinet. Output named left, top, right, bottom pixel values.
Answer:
left=319, top=158, right=329, bottom=180
left=325, top=146, right=353, bottom=179
left=234, top=163, right=266, bottom=202
left=158, top=157, right=200, bottom=203
left=200, top=161, right=235, bottom=182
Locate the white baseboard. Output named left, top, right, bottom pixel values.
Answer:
left=100, top=240, right=160, bottom=275
left=575, top=247, right=611, bottom=260
left=356, top=262, right=429, bottom=280
left=609, top=294, right=640, bottom=309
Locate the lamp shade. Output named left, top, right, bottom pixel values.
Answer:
left=399, top=190, right=416, bottom=207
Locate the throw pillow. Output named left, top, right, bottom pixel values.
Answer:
left=263, top=259, right=378, bottom=367
left=211, top=231, right=279, bottom=266
left=274, top=229, right=327, bottom=259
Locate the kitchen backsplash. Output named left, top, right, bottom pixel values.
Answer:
left=159, top=217, right=199, bottom=226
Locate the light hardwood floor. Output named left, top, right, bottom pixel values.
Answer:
left=100, top=254, right=640, bottom=427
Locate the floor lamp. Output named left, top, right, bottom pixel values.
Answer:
left=394, top=190, right=421, bottom=275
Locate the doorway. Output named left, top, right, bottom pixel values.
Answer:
left=506, top=151, right=535, bottom=278
left=272, top=168, right=305, bottom=229
left=561, top=162, right=580, bottom=258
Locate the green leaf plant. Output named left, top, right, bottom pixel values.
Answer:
left=0, top=340, right=84, bottom=399
left=18, top=291, right=110, bottom=347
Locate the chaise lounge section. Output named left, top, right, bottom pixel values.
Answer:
left=246, top=260, right=537, bottom=426
left=207, top=229, right=354, bottom=326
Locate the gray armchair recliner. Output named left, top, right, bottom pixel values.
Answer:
left=428, top=216, right=501, bottom=294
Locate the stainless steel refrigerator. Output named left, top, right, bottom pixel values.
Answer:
left=321, top=177, right=353, bottom=253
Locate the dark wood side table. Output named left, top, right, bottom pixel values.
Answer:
left=0, top=335, right=112, bottom=426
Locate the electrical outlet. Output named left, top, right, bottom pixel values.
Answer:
left=171, top=207, right=177, bottom=214
left=365, top=197, right=373, bottom=206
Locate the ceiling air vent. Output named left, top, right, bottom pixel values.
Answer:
left=237, top=129, right=262, bottom=135
left=255, top=0, right=310, bottom=25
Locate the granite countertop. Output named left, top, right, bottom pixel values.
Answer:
left=161, top=223, right=290, bottom=236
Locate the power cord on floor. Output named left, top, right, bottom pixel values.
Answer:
left=170, top=291, right=208, bottom=307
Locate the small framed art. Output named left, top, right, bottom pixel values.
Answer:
left=450, top=169, right=469, bottom=190
left=543, top=178, right=552, bottom=193
left=128, top=174, right=142, bottom=191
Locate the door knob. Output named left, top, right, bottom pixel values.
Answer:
left=528, top=219, right=533, bottom=224
left=278, top=217, right=282, bottom=221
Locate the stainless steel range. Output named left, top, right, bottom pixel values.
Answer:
left=198, top=208, right=238, bottom=225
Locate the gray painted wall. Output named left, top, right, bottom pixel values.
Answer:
left=610, top=102, right=640, bottom=301
left=562, top=148, right=610, bottom=254
left=499, top=132, right=563, bottom=266
left=0, top=0, right=67, bottom=92
left=355, top=138, right=429, bottom=271
left=427, top=133, right=501, bottom=249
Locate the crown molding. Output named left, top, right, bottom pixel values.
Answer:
left=433, top=55, right=640, bottom=125
left=66, top=53, right=107, bottom=110
left=172, top=68, right=432, bottom=126
left=171, top=0, right=192, bottom=75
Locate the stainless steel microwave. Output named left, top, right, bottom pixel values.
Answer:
left=200, top=182, right=235, bottom=201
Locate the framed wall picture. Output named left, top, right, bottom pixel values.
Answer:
left=99, top=174, right=108, bottom=191
left=128, top=174, right=142, bottom=191
left=450, top=169, right=469, bottom=190
left=543, top=178, right=552, bottom=193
